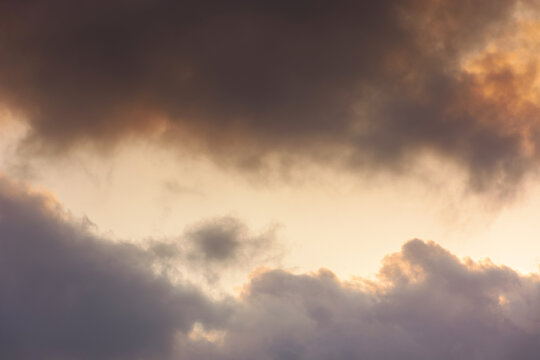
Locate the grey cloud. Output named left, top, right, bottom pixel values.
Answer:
left=0, top=0, right=536, bottom=193
left=209, top=240, right=540, bottom=360
left=2, top=175, right=540, bottom=359
left=149, top=216, right=281, bottom=283
left=188, top=218, right=242, bottom=262
left=184, top=217, right=278, bottom=264
left=0, top=177, right=230, bottom=360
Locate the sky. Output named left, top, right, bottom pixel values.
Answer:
left=1, top=1, right=540, bottom=359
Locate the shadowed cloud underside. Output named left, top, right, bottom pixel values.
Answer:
left=1, top=0, right=540, bottom=192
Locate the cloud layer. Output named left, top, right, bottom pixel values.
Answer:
left=1, top=0, right=540, bottom=191
left=1, top=177, right=540, bottom=359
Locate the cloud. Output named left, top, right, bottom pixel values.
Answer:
left=0, top=176, right=230, bottom=360
left=2, top=175, right=540, bottom=359
left=149, top=216, right=282, bottom=283
left=212, top=240, right=540, bottom=360
left=184, top=217, right=279, bottom=264
left=1, top=0, right=539, bottom=192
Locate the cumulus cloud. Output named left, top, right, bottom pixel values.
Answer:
left=1, top=0, right=540, bottom=192
left=0, top=176, right=230, bottom=360
left=2, top=176, right=540, bottom=359
left=212, top=240, right=540, bottom=360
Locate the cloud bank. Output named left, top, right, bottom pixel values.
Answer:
left=220, top=241, right=540, bottom=360
left=1, top=0, right=540, bottom=191
left=1, top=177, right=540, bottom=359
left=0, top=177, right=230, bottom=360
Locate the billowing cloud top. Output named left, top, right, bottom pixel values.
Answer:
left=1, top=0, right=540, bottom=192
left=1, top=176, right=540, bottom=359
left=0, top=176, right=230, bottom=359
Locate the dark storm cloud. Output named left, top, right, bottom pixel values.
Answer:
left=2, top=176, right=540, bottom=359
left=0, top=177, right=230, bottom=360
left=0, top=0, right=536, bottom=191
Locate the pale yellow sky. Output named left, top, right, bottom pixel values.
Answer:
left=2, top=121, right=539, bottom=285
